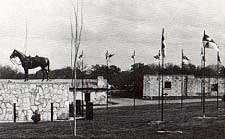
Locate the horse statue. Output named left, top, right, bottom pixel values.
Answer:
left=10, top=49, right=50, bottom=81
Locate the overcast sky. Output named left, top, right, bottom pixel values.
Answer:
left=0, top=0, right=225, bottom=72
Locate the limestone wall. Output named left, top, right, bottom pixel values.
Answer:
left=143, top=75, right=224, bottom=97
left=0, top=78, right=107, bottom=122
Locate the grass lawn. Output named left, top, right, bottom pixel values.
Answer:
left=0, top=101, right=224, bottom=139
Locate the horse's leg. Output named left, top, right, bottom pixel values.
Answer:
left=24, top=69, right=28, bottom=82
left=47, top=61, right=50, bottom=81
left=27, top=70, right=29, bottom=81
left=45, top=68, right=49, bottom=81
left=24, top=69, right=26, bottom=81
left=41, top=69, right=45, bottom=81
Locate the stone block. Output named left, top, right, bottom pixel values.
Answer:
left=59, top=101, right=64, bottom=108
left=27, top=109, right=34, bottom=119
left=54, top=103, right=60, bottom=108
left=42, top=112, right=50, bottom=121
left=30, top=106, right=38, bottom=112
left=1, top=103, right=6, bottom=109
left=23, top=97, right=30, bottom=105
left=34, top=100, right=41, bottom=105
left=17, top=99, right=23, bottom=107
left=4, top=113, right=12, bottom=121
left=6, top=109, right=12, bottom=114
left=6, top=103, right=13, bottom=109
left=57, top=113, right=69, bottom=120
left=0, top=95, right=3, bottom=101
left=52, top=95, right=61, bottom=103
left=0, top=108, right=3, bottom=115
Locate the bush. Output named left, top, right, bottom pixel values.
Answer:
left=31, top=110, right=41, bottom=124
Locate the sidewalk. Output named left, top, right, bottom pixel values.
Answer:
left=95, top=98, right=221, bottom=109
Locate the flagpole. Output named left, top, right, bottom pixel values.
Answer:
left=158, top=50, right=161, bottom=109
left=106, top=51, right=109, bottom=110
left=181, top=49, right=183, bottom=109
left=81, top=50, right=84, bottom=116
left=203, top=46, right=206, bottom=117
left=70, top=18, right=74, bottom=84
left=133, top=50, right=136, bottom=109
left=161, top=28, right=165, bottom=122
left=161, top=52, right=164, bottom=122
left=73, top=59, right=77, bottom=136
left=202, top=30, right=219, bottom=115
left=200, top=48, right=203, bottom=107
left=216, top=51, right=219, bottom=108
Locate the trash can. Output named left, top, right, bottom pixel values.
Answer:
left=69, top=103, right=74, bottom=117
left=69, top=101, right=82, bottom=117
left=86, top=102, right=93, bottom=120
left=76, top=100, right=81, bottom=116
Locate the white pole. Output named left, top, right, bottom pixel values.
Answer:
left=73, top=64, right=77, bottom=136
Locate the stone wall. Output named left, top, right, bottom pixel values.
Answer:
left=0, top=77, right=107, bottom=122
left=143, top=75, right=224, bottom=97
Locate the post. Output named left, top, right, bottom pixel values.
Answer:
left=216, top=51, right=219, bottom=108
left=106, top=54, right=109, bottom=110
left=161, top=54, right=164, bottom=122
left=158, top=58, right=161, bottom=109
left=51, top=103, right=53, bottom=122
left=86, top=102, right=93, bottom=120
left=200, top=49, right=203, bottom=107
left=133, top=56, right=136, bottom=109
left=181, top=72, right=183, bottom=109
left=70, top=18, right=74, bottom=83
left=13, top=103, right=16, bottom=123
left=181, top=50, right=183, bottom=109
left=81, top=52, right=84, bottom=116
left=73, top=64, right=77, bottom=136
left=203, top=46, right=206, bottom=117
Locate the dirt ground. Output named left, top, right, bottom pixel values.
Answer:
left=0, top=101, right=224, bottom=139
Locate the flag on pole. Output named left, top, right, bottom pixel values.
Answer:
left=154, top=50, right=160, bottom=63
left=182, top=50, right=190, bottom=64
left=79, top=50, right=83, bottom=59
left=106, top=50, right=114, bottom=60
left=161, top=28, right=166, bottom=57
left=108, top=54, right=114, bottom=58
left=154, top=54, right=160, bottom=60
left=202, top=30, right=219, bottom=51
left=217, top=51, right=221, bottom=64
left=131, top=50, right=135, bottom=59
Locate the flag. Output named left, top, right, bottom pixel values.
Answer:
left=154, top=50, right=160, bottom=63
left=154, top=54, right=160, bottom=60
left=131, top=50, right=135, bottom=59
left=161, top=28, right=166, bottom=57
left=79, top=50, right=83, bottom=59
left=182, top=55, right=190, bottom=64
left=202, top=30, right=219, bottom=51
left=217, top=51, right=221, bottom=64
left=108, top=54, right=114, bottom=58
left=106, top=50, right=114, bottom=60
left=182, top=50, right=190, bottom=64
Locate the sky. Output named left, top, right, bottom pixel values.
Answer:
left=0, top=0, right=225, bottom=73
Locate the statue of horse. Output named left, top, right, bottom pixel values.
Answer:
left=10, top=49, right=50, bottom=81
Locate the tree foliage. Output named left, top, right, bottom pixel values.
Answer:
left=1, top=63, right=224, bottom=98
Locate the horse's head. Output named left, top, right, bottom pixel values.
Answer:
left=10, top=49, right=18, bottom=59
left=10, top=49, right=25, bottom=59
